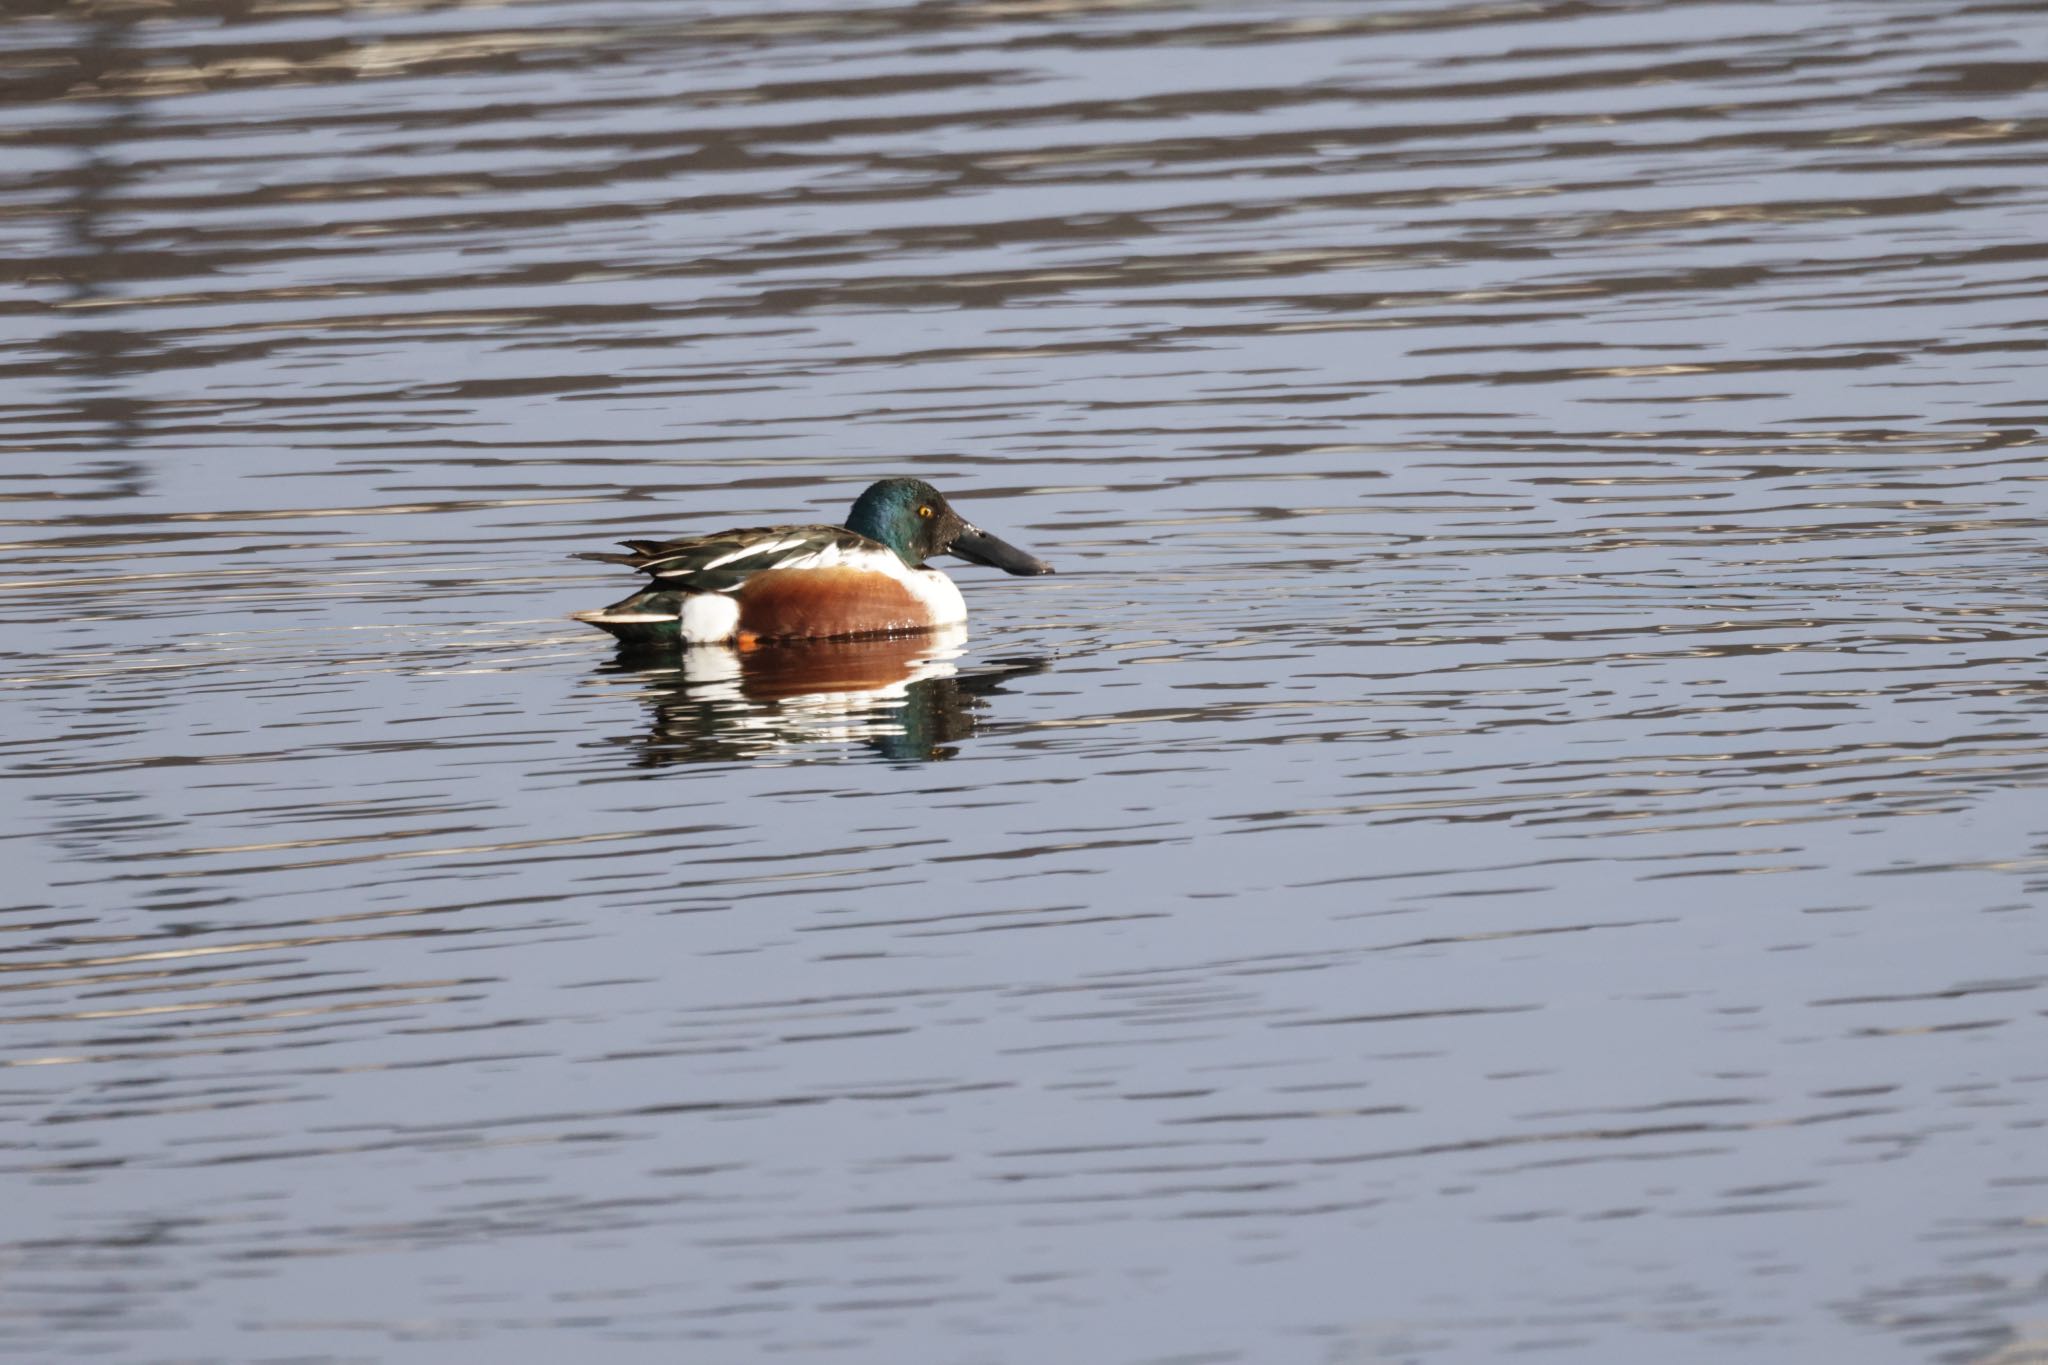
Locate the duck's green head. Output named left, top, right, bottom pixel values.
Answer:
left=843, top=477, right=1053, bottom=576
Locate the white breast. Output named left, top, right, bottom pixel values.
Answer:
left=903, top=566, right=967, bottom=626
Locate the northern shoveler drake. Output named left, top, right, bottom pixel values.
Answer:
left=573, top=477, right=1052, bottom=647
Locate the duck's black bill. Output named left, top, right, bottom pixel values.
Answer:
left=949, top=525, right=1053, bottom=576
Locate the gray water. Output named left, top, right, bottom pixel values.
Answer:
left=5, top=1, right=2048, bottom=1361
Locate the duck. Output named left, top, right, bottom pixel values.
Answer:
left=573, top=477, right=1052, bottom=647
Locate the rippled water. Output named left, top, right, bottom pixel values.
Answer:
left=6, top=1, right=2048, bottom=1360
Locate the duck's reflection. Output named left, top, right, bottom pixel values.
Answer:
left=598, top=626, right=1045, bottom=765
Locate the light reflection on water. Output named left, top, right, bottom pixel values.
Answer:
left=4, top=0, right=2048, bottom=1361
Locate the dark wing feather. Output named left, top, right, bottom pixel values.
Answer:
left=572, top=523, right=883, bottom=593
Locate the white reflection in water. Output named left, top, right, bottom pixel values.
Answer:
left=593, top=625, right=1051, bottom=765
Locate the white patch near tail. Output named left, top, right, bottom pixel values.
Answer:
left=571, top=592, right=740, bottom=644
left=678, top=592, right=741, bottom=644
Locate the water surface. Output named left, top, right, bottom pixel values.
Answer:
left=5, top=1, right=2048, bottom=1361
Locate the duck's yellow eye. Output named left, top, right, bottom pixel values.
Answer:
left=917, top=505, right=934, bottom=519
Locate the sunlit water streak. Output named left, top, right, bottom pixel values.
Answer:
left=4, top=0, right=2048, bottom=1361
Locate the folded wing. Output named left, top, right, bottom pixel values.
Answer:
left=576, top=524, right=881, bottom=593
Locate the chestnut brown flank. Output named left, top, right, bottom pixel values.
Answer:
left=735, top=567, right=934, bottom=640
